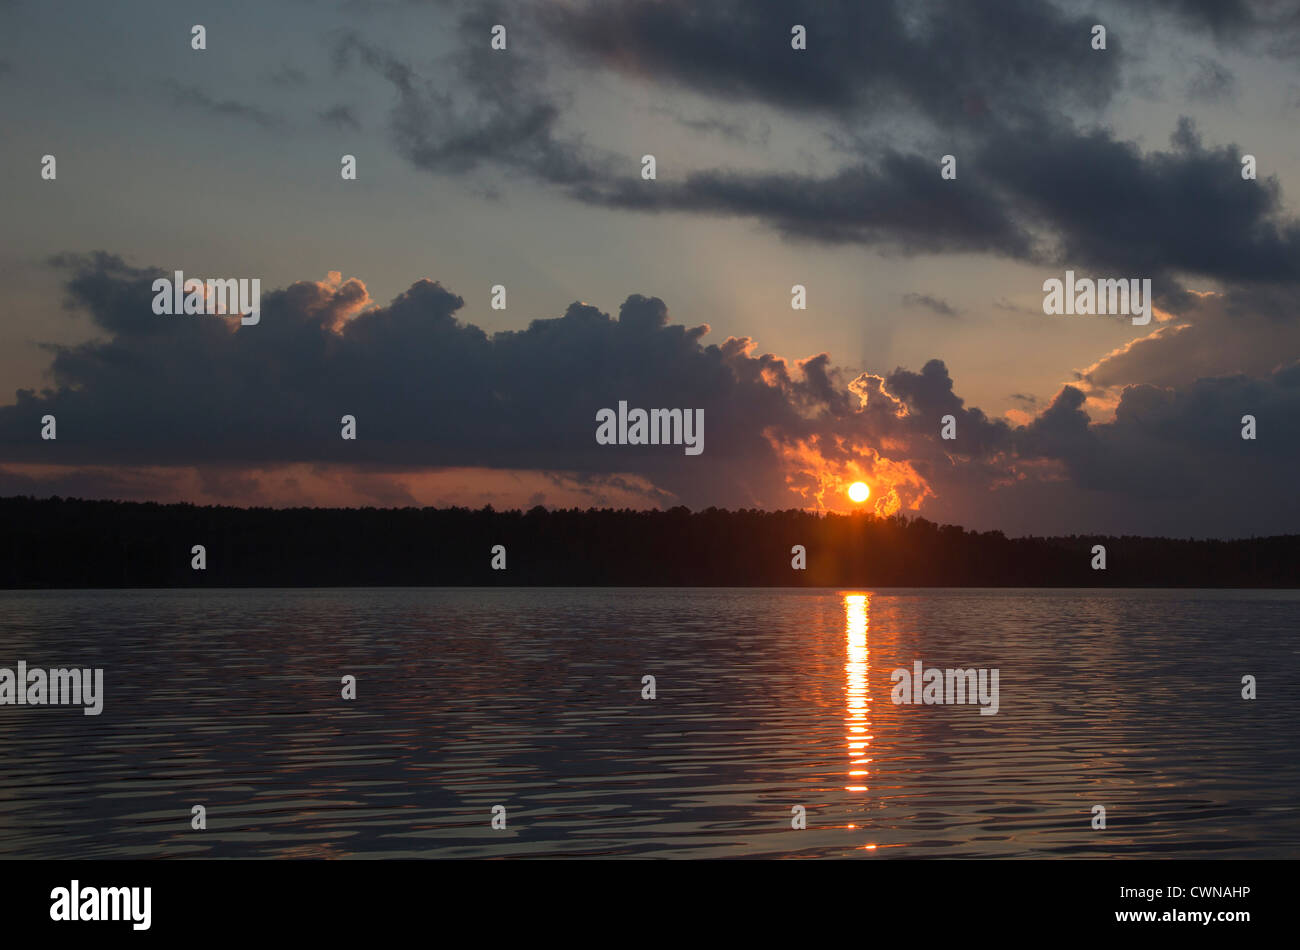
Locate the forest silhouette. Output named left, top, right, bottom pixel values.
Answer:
left=2, top=496, right=1295, bottom=588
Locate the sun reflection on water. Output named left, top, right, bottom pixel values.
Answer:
left=844, top=593, right=872, bottom=792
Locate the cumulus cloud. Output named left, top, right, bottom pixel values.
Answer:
left=0, top=255, right=875, bottom=512
left=1074, top=286, right=1300, bottom=401
left=3, top=254, right=1296, bottom=537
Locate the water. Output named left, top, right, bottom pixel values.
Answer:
left=0, top=587, right=1296, bottom=858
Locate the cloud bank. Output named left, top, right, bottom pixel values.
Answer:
left=1, top=254, right=1296, bottom=537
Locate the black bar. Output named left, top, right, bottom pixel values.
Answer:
left=1, top=859, right=1282, bottom=938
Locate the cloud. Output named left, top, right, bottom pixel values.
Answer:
left=1061, top=285, right=1300, bottom=422
left=319, top=104, right=361, bottom=131
left=1186, top=56, right=1237, bottom=102
left=1148, top=0, right=1300, bottom=50
left=331, top=29, right=605, bottom=184
left=1007, top=367, right=1300, bottom=535
left=902, top=293, right=960, bottom=318
left=573, top=154, right=1036, bottom=257
left=167, top=83, right=281, bottom=129
left=651, top=106, right=771, bottom=146
left=4, top=254, right=1295, bottom=537
left=0, top=255, right=846, bottom=513
left=329, top=6, right=1300, bottom=297
left=540, top=0, right=1121, bottom=127
left=267, top=65, right=308, bottom=87
left=976, top=116, right=1300, bottom=296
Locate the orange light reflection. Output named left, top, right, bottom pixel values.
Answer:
left=844, top=593, right=871, bottom=794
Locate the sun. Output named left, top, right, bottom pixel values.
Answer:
left=848, top=481, right=870, bottom=503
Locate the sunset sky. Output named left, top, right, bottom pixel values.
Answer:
left=3, top=0, right=1300, bottom=536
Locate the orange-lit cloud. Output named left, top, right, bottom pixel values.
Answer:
left=764, top=429, right=934, bottom=515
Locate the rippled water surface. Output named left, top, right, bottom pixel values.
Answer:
left=1, top=587, right=1297, bottom=858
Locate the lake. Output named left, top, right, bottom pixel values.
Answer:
left=0, top=587, right=1296, bottom=858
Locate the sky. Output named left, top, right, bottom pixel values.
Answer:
left=2, top=0, right=1300, bottom=536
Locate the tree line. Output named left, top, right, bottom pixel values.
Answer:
left=1, top=495, right=1295, bottom=588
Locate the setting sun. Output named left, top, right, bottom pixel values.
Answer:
left=848, top=481, right=870, bottom=503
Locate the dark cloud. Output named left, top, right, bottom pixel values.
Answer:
left=267, top=65, right=308, bottom=87
left=902, top=293, right=960, bottom=318
left=978, top=116, right=1300, bottom=295
left=0, top=255, right=836, bottom=511
left=1147, top=0, right=1300, bottom=50
left=573, top=155, right=1036, bottom=257
left=168, top=83, right=281, bottom=129
left=653, top=107, right=771, bottom=146
left=562, top=110, right=1300, bottom=290
left=1186, top=56, right=1237, bottom=102
left=992, top=298, right=1036, bottom=315
left=1149, top=0, right=1260, bottom=39
left=331, top=30, right=605, bottom=184
left=540, top=0, right=1121, bottom=129
left=319, top=104, right=361, bottom=131
left=323, top=2, right=1069, bottom=257
left=330, top=4, right=1300, bottom=295
left=1012, top=368, right=1300, bottom=534
left=6, top=255, right=1294, bottom=536
left=1075, top=284, right=1300, bottom=399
